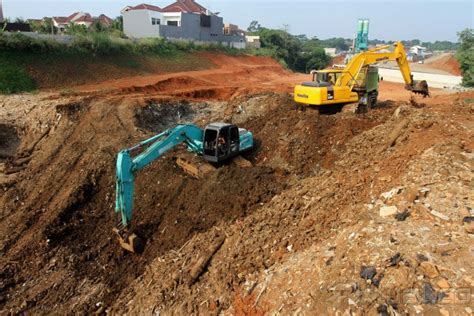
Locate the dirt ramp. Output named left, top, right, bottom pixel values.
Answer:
left=237, top=94, right=383, bottom=175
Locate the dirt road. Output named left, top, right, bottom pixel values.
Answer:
left=0, top=53, right=472, bottom=315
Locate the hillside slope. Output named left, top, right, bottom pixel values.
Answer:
left=0, top=55, right=472, bottom=315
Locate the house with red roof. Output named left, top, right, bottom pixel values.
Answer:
left=121, top=0, right=246, bottom=48
left=52, top=12, right=113, bottom=32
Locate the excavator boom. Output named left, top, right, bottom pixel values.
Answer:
left=115, top=124, right=203, bottom=228
left=340, top=42, right=429, bottom=95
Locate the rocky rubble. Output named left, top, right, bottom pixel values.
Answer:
left=1, top=89, right=473, bottom=314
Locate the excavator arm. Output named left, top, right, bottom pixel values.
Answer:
left=115, top=124, right=204, bottom=229
left=338, top=42, right=429, bottom=95
left=294, top=41, right=429, bottom=106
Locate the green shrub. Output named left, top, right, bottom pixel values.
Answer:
left=0, top=61, right=36, bottom=94
left=456, top=29, right=474, bottom=87
left=0, top=33, right=250, bottom=57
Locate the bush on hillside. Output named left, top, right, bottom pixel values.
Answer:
left=247, top=22, right=331, bottom=72
left=455, top=28, right=474, bottom=87
left=0, top=33, right=243, bottom=57
left=0, top=61, right=36, bottom=94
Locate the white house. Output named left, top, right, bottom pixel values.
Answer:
left=52, top=12, right=99, bottom=32
left=121, top=4, right=165, bottom=38
left=324, top=48, right=337, bottom=57
left=409, top=45, right=427, bottom=57
left=121, top=0, right=246, bottom=47
left=245, top=35, right=261, bottom=49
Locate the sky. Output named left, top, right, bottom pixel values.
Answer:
left=2, top=0, right=473, bottom=42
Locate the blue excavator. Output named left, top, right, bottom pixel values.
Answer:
left=114, top=123, right=254, bottom=253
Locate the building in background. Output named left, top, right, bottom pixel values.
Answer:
left=224, top=23, right=245, bottom=36
left=409, top=45, right=427, bottom=57
left=122, top=0, right=247, bottom=48
left=98, top=14, right=114, bottom=28
left=324, top=48, right=338, bottom=57
left=245, top=35, right=261, bottom=49
left=51, top=12, right=113, bottom=33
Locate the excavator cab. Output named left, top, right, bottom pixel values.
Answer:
left=203, top=123, right=241, bottom=163
left=302, top=70, right=343, bottom=88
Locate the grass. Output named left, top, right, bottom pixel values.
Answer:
left=0, top=50, right=216, bottom=91
left=0, top=32, right=245, bottom=94
left=0, top=59, right=36, bottom=94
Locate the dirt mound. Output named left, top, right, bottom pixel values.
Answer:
left=26, top=53, right=216, bottom=90
left=0, top=94, right=291, bottom=313
left=229, top=94, right=383, bottom=175
left=426, top=53, right=462, bottom=76
left=134, top=101, right=196, bottom=132
left=74, top=54, right=296, bottom=100
left=121, top=76, right=210, bottom=95
left=330, top=54, right=346, bottom=66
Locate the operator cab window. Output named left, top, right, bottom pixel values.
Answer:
left=229, top=126, right=239, bottom=153
left=327, top=73, right=336, bottom=85
left=217, top=127, right=230, bottom=157
left=204, top=129, right=218, bottom=156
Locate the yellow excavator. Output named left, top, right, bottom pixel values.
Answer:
left=294, top=42, right=429, bottom=111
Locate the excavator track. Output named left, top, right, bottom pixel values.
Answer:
left=176, top=156, right=216, bottom=178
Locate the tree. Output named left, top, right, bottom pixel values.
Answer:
left=455, top=28, right=474, bottom=87
left=91, top=20, right=105, bottom=33
left=305, top=48, right=331, bottom=72
left=112, top=16, right=123, bottom=32
left=30, top=18, right=54, bottom=34
left=66, top=22, right=88, bottom=35
left=247, top=22, right=330, bottom=73
left=247, top=20, right=262, bottom=33
left=318, top=37, right=349, bottom=51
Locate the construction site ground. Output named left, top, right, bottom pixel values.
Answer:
left=0, top=53, right=473, bottom=315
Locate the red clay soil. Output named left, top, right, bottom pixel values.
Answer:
left=73, top=53, right=303, bottom=100
left=1, top=53, right=471, bottom=314
left=425, top=53, right=462, bottom=76
left=330, top=54, right=346, bottom=66
left=68, top=53, right=451, bottom=105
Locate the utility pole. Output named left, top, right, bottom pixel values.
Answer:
left=0, top=0, right=5, bottom=23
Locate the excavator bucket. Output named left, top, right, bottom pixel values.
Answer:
left=409, top=80, right=429, bottom=97
left=113, top=228, right=144, bottom=253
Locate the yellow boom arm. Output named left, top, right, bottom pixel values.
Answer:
left=338, top=42, right=426, bottom=92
